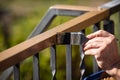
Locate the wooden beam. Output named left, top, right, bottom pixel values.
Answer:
left=0, top=9, right=109, bottom=71
left=50, top=5, right=98, bottom=11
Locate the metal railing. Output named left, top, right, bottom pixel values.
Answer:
left=0, top=0, right=120, bottom=80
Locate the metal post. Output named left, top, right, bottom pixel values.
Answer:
left=50, top=45, right=57, bottom=80
left=103, top=18, right=114, bottom=34
left=0, top=67, right=13, bottom=80
left=70, top=31, right=88, bottom=80
left=93, top=23, right=100, bottom=32
left=66, top=45, right=72, bottom=80
left=13, top=64, right=20, bottom=80
left=118, top=11, right=120, bottom=26
left=33, top=54, right=40, bottom=80
left=117, top=11, right=120, bottom=53
left=79, top=31, right=85, bottom=80
left=93, top=22, right=100, bottom=73
left=79, top=44, right=85, bottom=80
left=57, top=32, right=88, bottom=80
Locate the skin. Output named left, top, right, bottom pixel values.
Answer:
left=83, top=30, right=120, bottom=80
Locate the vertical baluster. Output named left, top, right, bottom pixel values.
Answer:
left=103, top=18, right=114, bottom=34
left=66, top=44, right=72, bottom=80
left=79, top=45, right=85, bottom=80
left=29, top=10, right=56, bottom=80
left=93, top=22, right=100, bottom=32
left=118, top=11, right=120, bottom=52
left=117, top=12, right=120, bottom=51
left=33, top=54, right=40, bottom=80
left=93, top=22, right=100, bottom=73
left=50, top=45, right=57, bottom=80
left=118, top=11, right=120, bottom=27
left=79, top=30, right=85, bottom=80
left=14, top=64, right=20, bottom=80
left=116, top=11, right=120, bottom=39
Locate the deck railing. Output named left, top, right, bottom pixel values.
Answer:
left=0, top=0, right=120, bottom=80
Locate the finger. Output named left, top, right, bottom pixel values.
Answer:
left=84, top=48, right=99, bottom=55
left=86, top=30, right=112, bottom=39
left=83, top=37, right=104, bottom=50
left=84, top=42, right=100, bottom=51
left=84, top=37, right=104, bottom=47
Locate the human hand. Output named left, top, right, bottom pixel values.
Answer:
left=83, top=30, right=120, bottom=77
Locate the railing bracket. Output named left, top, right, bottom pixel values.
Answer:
left=57, top=32, right=89, bottom=45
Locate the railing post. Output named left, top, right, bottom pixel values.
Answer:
left=0, top=67, right=13, bottom=80
left=66, top=45, right=72, bottom=80
left=93, top=22, right=100, bottom=73
left=79, top=31, right=85, bottom=80
left=80, top=43, right=85, bottom=80
left=118, top=11, right=120, bottom=34
left=13, top=64, right=20, bottom=80
left=33, top=54, right=40, bottom=80
left=118, top=11, right=120, bottom=26
left=117, top=11, right=120, bottom=53
left=93, top=22, right=100, bottom=32
left=57, top=32, right=89, bottom=80
left=118, top=11, right=120, bottom=52
left=50, top=45, right=57, bottom=80
left=103, top=18, right=114, bottom=34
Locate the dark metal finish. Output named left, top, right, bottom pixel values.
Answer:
left=80, top=43, right=85, bottom=80
left=13, top=64, right=20, bottom=80
left=57, top=32, right=88, bottom=45
left=28, top=9, right=86, bottom=39
left=100, top=0, right=120, bottom=9
left=103, top=19, right=114, bottom=34
left=28, top=9, right=56, bottom=80
left=93, top=22, right=100, bottom=73
left=28, top=6, right=86, bottom=80
left=57, top=30, right=88, bottom=80
left=119, top=11, right=120, bottom=26
left=0, top=67, right=13, bottom=80
left=55, top=9, right=86, bottom=17
left=71, top=32, right=88, bottom=45
left=66, top=45, right=72, bottom=80
left=119, top=11, right=120, bottom=32
left=57, top=32, right=89, bottom=80
left=28, top=9, right=56, bottom=38
left=71, top=32, right=82, bottom=45
left=50, top=45, right=57, bottom=80
left=0, top=1, right=95, bottom=79
left=100, top=0, right=120, bottom=15
left=93, top=22, right=100, bottom=32
left=33, top=54, right=40, bottom=80
left=30, top=9, right=56, bottom=80
left=57, top=32, right=71, bottom=45
left=79, top=31, right=87, bottom=80
left=0, top=0, right=119, bottom=80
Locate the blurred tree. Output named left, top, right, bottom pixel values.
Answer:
left=0, top=0, right=13, bottom=48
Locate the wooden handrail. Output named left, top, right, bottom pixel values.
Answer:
left=50, top=5, right=98, bottom=11
left=0, top=9, right=109, bottom=71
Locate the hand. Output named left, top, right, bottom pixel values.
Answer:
left=83, top=30, right=120, bottom=78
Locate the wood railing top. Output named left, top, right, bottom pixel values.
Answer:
left=50, top=5, right=99, bottom=11
left=0, top=8, right=109, bottom=71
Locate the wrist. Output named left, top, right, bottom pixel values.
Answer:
left=106, top=68, right=120, bottom=80
left=105, top=59, right=120, bottom=79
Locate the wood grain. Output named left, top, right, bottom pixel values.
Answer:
left=0, top=9, right=109, bottom=71
left=50, top=5, right=98, bottom=11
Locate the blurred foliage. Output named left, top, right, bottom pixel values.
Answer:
left=1, top=0, right=119, bottom=80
